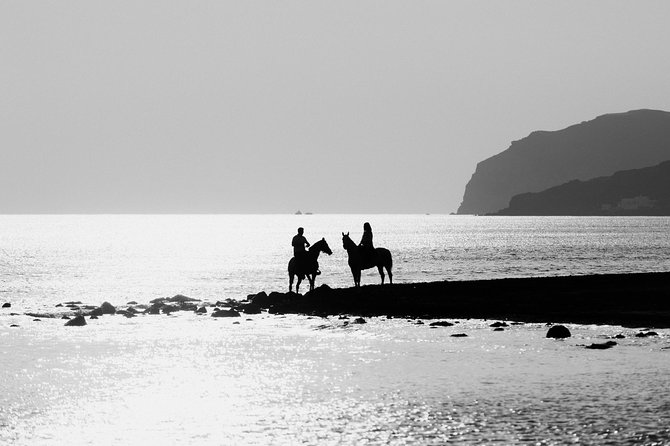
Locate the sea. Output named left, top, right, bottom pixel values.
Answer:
left=1, top=215, right=670, bottom=445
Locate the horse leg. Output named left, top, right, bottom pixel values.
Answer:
left=308, top=274, right=315, bottom=291
left=354, top=269, right=361, bottom=287
left=289, top=273, right=294, bottom=292
left=377, top=265, right=385, bottom=285
left=296, top=276, right=302, bottom=294
left=387, top=267, right=393, bottom=284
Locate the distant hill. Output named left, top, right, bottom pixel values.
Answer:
left=457, top=109, right=670, bottom=215
left=493, top=161, right=670, bottom=216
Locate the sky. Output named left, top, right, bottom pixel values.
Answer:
left=2, top=1, right=670, bottom=214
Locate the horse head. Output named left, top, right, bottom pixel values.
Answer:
left=341, top=232, right=356, bottom=251
left=311, top=237, right=333, bottom=255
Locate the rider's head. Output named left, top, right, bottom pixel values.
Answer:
left=363, top=222, right=371, bottom=231
left=298, top=227, right=304, bottom=235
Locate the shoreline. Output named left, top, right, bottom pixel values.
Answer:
left=249, top=271, right=670, bottom=328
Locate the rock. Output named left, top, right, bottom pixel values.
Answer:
left=89, top=307, right=103, bottom=317
left=353, top=317, right=366, bottom=324
left=493, top=327, right=505, bottom=331
left=416, top=320, right=424, bottom=325
left=25, top=313, right=55, bottom=319
left=144, top=303, right=163, bottom=315
left=238, top=303, right=262, bottom=314
left=195, top=307, right=207, bottom=314
left=124, top=313, right=136, bottom=318
left=490, top=321, right=509, bottom=328
left=612, top=334, right=626, bottom=339
left=585, top=341, right=617, bottom=349
left=211, top=309, right=241, bottom=318
left=162, top=305, right=179, bottom=315
left=232, top=321, right=240, bottom=325
left=149, top=294, right=201, bottom=305
left=636, top=331, right=658, bottom=338
left=429, top=321, right=454, bottom=327
left=2, top=303, right=10, bottom=308
left=451, top=333, right=468, bottom=337
left=55, top=303, right=63, bottom=307
left=10, top=324, right=19, bottom=328
left=127, top=301, right=138, bottom=305
left=33, top=319, right=41, bottom=322
left=99, top=302, right=116, bottom=315
left=65, top=315, right=87, bottom=326
left=250, top=292, right=270, bottom=307
left=546, top=325, right=571, bottom=339
left=64, top=301, right=83, bottom=305
left=90, top=315, right=99, bottom=320
left=126, top=307, right=139, bottom=314
left=61, top=316, right=71, bottom=320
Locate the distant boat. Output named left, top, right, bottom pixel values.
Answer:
left=294, top=210, right=302, bottom=215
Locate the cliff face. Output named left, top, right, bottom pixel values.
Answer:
left=494, top=161, right=670, bottom=216
left=457, top=109, right=670, bottom=215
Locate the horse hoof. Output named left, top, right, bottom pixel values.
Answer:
left=316, top=270, right=321, bottom=275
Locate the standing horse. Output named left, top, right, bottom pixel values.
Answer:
left=342, top=232, right=393, bottom=287
left=288, top=238, right=332, bottom=293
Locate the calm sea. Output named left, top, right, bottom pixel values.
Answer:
left=2, top=214, right=670, bottom=311
left=2, top=215, right=670, bottom=445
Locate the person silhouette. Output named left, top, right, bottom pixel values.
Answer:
left=292, top=227, right=310, bottom=270
left=358, top=222, right=375, bottom=263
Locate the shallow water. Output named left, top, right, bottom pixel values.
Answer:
left=2, top=314, right=669, bottom=445
left=2, top=215, right=670, bottom=444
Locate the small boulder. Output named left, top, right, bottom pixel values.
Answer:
left=546, top=325, right=571, bottom=339
left=10, top=324, right=19, bottom=328
left=493, top=327, right=504, bottom=332
left=65, top=315, right=87, bottom=326
left=211, top=309, right=241, bottom=318
left=636, top=331, right=658, bottom=338
left=249, top=292, right=270, bottom=307
left=2, top=303, right=10, bottom=308
left=90, top=315, right=99, bottom=320
left=585, top=341, right=617, bottom=350
left=490, top=321, right=508, bottom=328
left=127, top=301, right=138, bottom=305
left=162, top=305, right=180, bottom=315
left=451, top=333, right=468, bottom=337
left=352, top=317, right=366, bottom=324
left=89, top=307, right=104, bottom=317
left=195, top=307, right=207, bottom=314
left=429, top=321, right=454, bottom=327
left=99, top=302, right=116, bottom=315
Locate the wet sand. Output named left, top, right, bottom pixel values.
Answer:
left=254, top=272, right=670, bottom=328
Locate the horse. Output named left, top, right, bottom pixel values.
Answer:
left=288, top=238, right=332, bottom=293
left=342, top=232, right=393, bottom=287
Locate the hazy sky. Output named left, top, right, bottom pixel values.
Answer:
left=2, top=1, right=670, bottom=213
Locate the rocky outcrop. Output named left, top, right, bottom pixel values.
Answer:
left=457, top=109, right=670, bottom=215
left=495, top=161, right=670, bottom=215
left=546, top=325, right=571, bottom=339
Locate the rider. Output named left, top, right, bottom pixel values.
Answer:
left=358, top=222, right=375, bottom=263
left=292, top=227, right=310, bottom=270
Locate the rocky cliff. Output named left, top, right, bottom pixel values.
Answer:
left=494, top=161, right=670, bottom=215
left=457, top=109, right=670, bottom=215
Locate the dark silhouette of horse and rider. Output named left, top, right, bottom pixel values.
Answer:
left=288, top=223, right=393, bottom=293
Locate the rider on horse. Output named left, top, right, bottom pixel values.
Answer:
left=358, top=222, right=376, bottom=265
left=292, top=227, right=318, bottom=274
